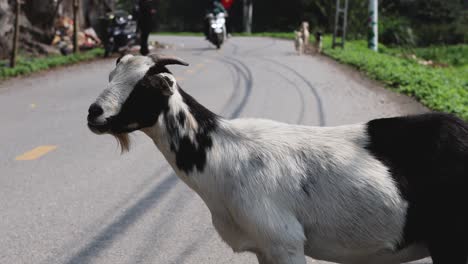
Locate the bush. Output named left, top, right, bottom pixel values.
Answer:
left=410, top=45, right=468, bottom=67
left=379, top=16, right=417, bottom=46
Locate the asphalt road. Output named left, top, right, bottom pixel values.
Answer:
left=0, top=36, right=431, bottom=264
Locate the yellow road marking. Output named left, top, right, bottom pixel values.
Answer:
left=196, top=63, right=205, bottom=68
left=16, top=145, right=57, bottom=161
left=30, top=103, right=36, bottom=109
left=177, top=77, right=185, bottom=81
left=185, top=69, right=195, bottom=74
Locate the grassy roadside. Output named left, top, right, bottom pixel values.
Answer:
left=321, top=37, right=468, bottom=120
left=240, top=32, right=468, bottom=120
left=0, top=48, right=104, bottom=81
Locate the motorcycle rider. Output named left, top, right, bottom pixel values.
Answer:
left=204, top=0, right=227, bottom=39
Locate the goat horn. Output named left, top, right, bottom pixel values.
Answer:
left=149, top=54, right=189, bottom=66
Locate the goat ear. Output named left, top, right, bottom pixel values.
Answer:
left=141, top=72, right=176, bottom=96
left=116, top=54, right=133, bottom=65
left=141, top=74, right=175, bottom=96
left=148, top=54, right=189, bottom=67
left=140, top=73, right=173, bottom=96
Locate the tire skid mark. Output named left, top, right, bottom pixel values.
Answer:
left=263, top=65, right=306, bottom=125
left=40, top=165, right=172, bottom=264
left=218, top=58, right=243, bottom=115
left=60, top=168, right=178, bottom=264
left=224, top=56, right=254, bottom=119
left=261, top=57, right=326, bottom=126
left=216, top=57, right=252, bottom=118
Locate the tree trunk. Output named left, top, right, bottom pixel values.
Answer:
left=243, top=0, right=252, bottom=33
left=0, top=0, right=14, bottom=58
left=73, top=0, right=79, bottom=53
left=10, top=0, right=20, bottom=67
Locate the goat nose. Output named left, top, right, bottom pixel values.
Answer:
left=88, top=103, right=104, bottom=120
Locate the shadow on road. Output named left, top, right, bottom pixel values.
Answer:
left=64, top=171, right=179, bottom=264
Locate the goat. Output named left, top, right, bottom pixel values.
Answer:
left=300, top=21, right=310, bottom=48
left=294, top=30, right=304, bottom=55
left=87, top=54, right=468, bottom=264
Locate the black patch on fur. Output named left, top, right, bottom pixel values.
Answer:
left=164, top=87, right=218, bottom=174
left=109, top=62, right=218, bottom=174
left=365, top=113, right=468, bottom=258
left=177, top=111, right=186, bottom=127
left=179, top=88, right=218, bottom=133
left=108, top=65, right=171, bottom=133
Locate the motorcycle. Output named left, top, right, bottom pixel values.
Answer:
left=102, top=10, right=138, bottom=57
left=206, top=12, right=227, bottom=49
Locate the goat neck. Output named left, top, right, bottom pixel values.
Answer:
left=142, top=85, right=219, bottom=181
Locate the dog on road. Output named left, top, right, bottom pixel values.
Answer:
left=294, top=30, right=304, bottom=55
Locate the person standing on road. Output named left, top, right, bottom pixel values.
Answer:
left=135, top=0, right=157, bottom=55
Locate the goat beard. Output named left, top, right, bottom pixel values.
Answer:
left=112, top=133, right=131, bottom=153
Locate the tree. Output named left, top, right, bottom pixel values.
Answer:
left=0, top=0, right=14, bottom=58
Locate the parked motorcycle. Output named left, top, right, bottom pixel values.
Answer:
left=102, top=10, right=137, bottom=57
left=206, top=12, right=227, bottom=49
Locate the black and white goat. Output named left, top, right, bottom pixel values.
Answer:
left=87, top=54, right=468, bottom=264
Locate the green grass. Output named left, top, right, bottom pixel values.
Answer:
left=389, top=45, right=468, bottom=67
left=0, top=48, right=104, bottom=80
left=320, top=37, right=468, bottom=120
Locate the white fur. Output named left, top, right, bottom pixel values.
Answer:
left=139, top=77, right=428, bottom=264
left=294, top=31, right=304, bottom=55
left=95, top=62, right=428, bottom=263
left=300, top=21, right=310, bottom=47
left=95, top=55, right=154, bottom=123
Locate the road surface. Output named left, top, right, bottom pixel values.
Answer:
left=0, top=36, right=431, bottom=264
